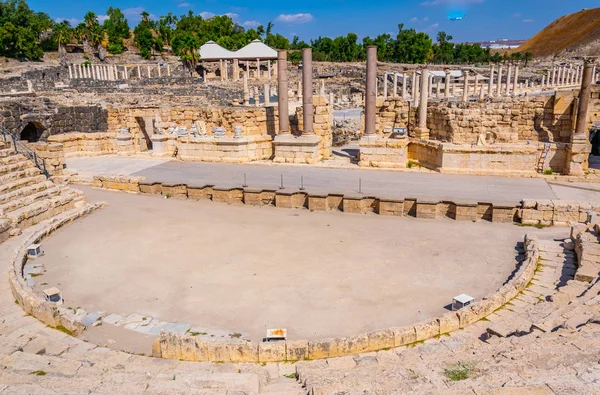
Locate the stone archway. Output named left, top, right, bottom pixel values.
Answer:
left=20, top=121, right=45, bottom=143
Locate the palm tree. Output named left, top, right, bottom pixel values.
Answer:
left=53, top=21, right=72, bottom=66
left=83, top=11, right=106, bottom=59
left=523, top=52, right=534, bottom=67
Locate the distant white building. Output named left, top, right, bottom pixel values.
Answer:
left=474, top=39, right=527, bottom=50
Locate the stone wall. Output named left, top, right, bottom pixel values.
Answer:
left=27, top=142, right=66, bottom=176
left=294, top=96, right=334, bottom=159
left=426, top=94, right=575, bottom=144
left=0, top=98, right=108, bottom=140
left=375, top=97, right=411, bottom=136
left=176, top=135, right=273, bottom=163
left=48, top=132, right=116, bottom=157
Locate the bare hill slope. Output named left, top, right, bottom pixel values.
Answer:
left=517, top=7, right=600, bottom=57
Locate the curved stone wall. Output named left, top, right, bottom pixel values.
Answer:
left=152, top=235, right=541, bottom=362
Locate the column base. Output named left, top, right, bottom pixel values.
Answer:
left=566, top=133, right=592, bottom=176
left=413, top=126, right=430, bottom=140
left=273, top=134, right=322, bottom=164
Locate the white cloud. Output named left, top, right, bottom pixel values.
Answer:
left=275, top=13, right=314, bottom=24
left=409, top=17, right=419, bottom=22
left=409, top=17, right=430, bottom=23
left=178, top=2, right=191, bottom=7
left=224, top=13, right=239, bottom=20
left=200, top=11, right=215, bottom=19
left=123, top=7, right=157, bottom=21
left=522, top=19, right=535, bottom=23
left=421, top=0, right=484, bottom=6
left=55, top=17, right=81, bottom=26
left=243, top=20, right=260, bottom=28
left=97, top=15, right=109, bottom=24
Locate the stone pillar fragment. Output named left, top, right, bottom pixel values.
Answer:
left=497, top=66, right=503, bottom=95
left=383, top=73, right=388, bottom=98
left=277, top=50, right=289, bottom=134
left=393, top=73, right=398, bottom=97
left=506, top=64, right=512, bottom=94
left=364, top=46, right=377, bottom=137
left=402, top=73, right=407, bottom=98
left=445, top=69, right=451, bottom=98
left=243, top=72, right=249, bottom=106
left=415, top=68, right=430, bottom=139
left=302, top=48, right=314, bottom=135
left=488, top=65, right=494, bottom=96
left=462, top=70, right=469, bottom=102
left=513, top=66, right=519, bottom=94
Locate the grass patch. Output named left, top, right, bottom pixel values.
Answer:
left=284, top=373, right=297, bottom=379
left=444, top=362, right=474, bottom=382
left=30, top=370, right=46, bottom=376
left=407, top=160, right=414, bottom=169
left=407, top=340, right=425, bottom=348
left=543, top=169, right=553, bottom=175
left=229, top=332, right=242, bottom=339
left=30, top=273, right=43, bottom=278
left=55, top=325, right=73, bottom=336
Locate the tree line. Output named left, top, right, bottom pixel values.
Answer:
left=0, top=0, right=534, bottom=68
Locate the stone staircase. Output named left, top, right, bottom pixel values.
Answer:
left=0, top=139, right=85, bottom=235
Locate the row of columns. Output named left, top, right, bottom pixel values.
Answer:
left=217, top=59, right=277, bottom=82
left=541, top=64, right=584, bottom=88
left=68, top=63, right=171, bottom=80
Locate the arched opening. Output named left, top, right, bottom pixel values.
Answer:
left=20, top=122, right=45, bottom=143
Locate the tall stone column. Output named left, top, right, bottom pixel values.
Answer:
left=92, top=65, right=97, bottom=80
left=551, top=66, right=557, bottom=87
left=364, top=46, right=377, bottom=137
left=541, top=75, right=546, bottom=88
left=462, top=70, right=469, bottom=102
left=393, top=73, right=398, bottom=97
left=436, top=79, right=442, bottom=98
left=488, top=65, right=494, bottom=97
left=513, top=66, right=519, bottom=94
left=445, top=69, right=451, bottom=98
left=124, top=66, right=128, bottom=80
left=412, top=72, right=419, bottom=103
left=402, top=73, right=408, bottom=98
left=546, top=70, right=551, bottom=88
left=497, top=66, right=503, bottom=95
left=415, top=68, right=430, bottom=139
left=233, top=59, right=239, bottom=81
left=68, top=64, right=73, bottom=79
left=568, top=58, right=596, bottom=175
left=277, top=50, right=289, bottom=134
left=256, top=58, right=260, bottom=80
left=301, top=48, right=314, bottom=136
left=428, top=74, right=433, bottom=98
left=167, top=64, right=171, bottom=77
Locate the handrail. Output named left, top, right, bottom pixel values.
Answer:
left=0, top=126, right=49, bottom=178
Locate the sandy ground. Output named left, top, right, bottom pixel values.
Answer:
left=33, top=186, right=567, bottom=341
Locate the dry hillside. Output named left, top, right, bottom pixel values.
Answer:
left=517, top=7, right=600, bottom=57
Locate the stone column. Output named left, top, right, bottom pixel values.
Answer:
left=383, top=73, right=388, bottom=98
left=297, top=80, right=302, bottom=99
left=167, top=64, right=171, bottom=77
left=445, top=69, right=451, bottom=98
left=114, top=65, right=119, bottom=80
left=541, top=75, right=546, bottom=88
left=320, top=80, right=325, bottom=96
left=219, top=60, right=224, bottom=81
left=558, top=66, right=564, bottom=86
left=68, top=64, right=73, bottom=79
left=158, top=64, right=161, bottom=78
left=497, top=66, right=503, bottom=95
left=147, top=65, right=151, bottom=78
left=488, top=65, right=494, bottom=97
left=92, top=65, right=96, bottom=80
left=302, top=48, right=314, bottom=136
left=264, top=84, right=270, bottom=105
left=393, top=73, right=398, bottom=97
left=124, top=66, right=128, bottom=80
left=256, top=58, right=260, bottom=80
left=137, top=65, right=141, bottom=79
left=428, top=74, right=433, bottom=98
left=551, top=66, right=557, bottom=87
left=243, top=72, right=250, bottom=106
left=268, top=60, right=272, bottom=79
left=233, top=59, right=239, bottom=81
left=402, top=72, right=407, bottom=98
left=277, top=50, right=289, bottom=134
left=413, top=73, right=420, bottom=106
left=506, top=64, right=512, bottom=94
left=77, top=64, right=82, bottom=79
left=253, top=87, right=260, bottom=107
left=415, top=68, right=430, bottom=139
left=568, top=58, right=596, bottom=175
left=436, top=79, right=442, bottom=98
left=364, top=46, right=377, bottom=137
left=474, top=73, right=479, bottom=96
left=513, top=66, right=519, bottom=94
left=462, top=70, right=469, bottom=102
left=546, top=70, right=551, bottom=88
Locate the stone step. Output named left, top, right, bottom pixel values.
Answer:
left=0, top=158, right=33, bottom=177
left=6, top=189, right=83, bottom=228
left=0, top=153, right=27, bottom=166
left=0, top=148, right=17, bottom=158
left=0, top=166, right=41, bottom=185
left=0, top=186, right=63, bottom=216
left=0, top=175, right=47, bottom=196
left=0, top=180, right=54, bottom=206
left=261, top=380, right=306, bottom=395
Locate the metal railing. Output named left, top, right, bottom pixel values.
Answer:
left=0, top=126, right=48, bottom=178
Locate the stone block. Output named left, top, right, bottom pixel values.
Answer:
left=343, top=196, right=364, bottom=214
left=378, top=199, right=404, bottom=216
left=391, top=326, right=416, bottom=347
left=243, top=190, right=263, bottom=206
left=139, top=182, right=162, bottom=195
left=161, top=184, right=187, bottom=198
left=437, top=312, right=460, bottom=335
left=308, top=195, right=328, bottom=211
left=188, top=186, right=212, bottom=200
left=308, top=338, right=334, bottom=359
left=413, top=318, right=440, bottom=342
left=258, top=341, right=286, bottom=362
left=326, top=195, right=344, bottom=211
left=367, top=329, right=395, bottom=351
left=454, top=203, right=477, bottom=221
left=416, top=201, right=439, bottom=219
left=286, top=340, right=308, bottom=361
left=275, top=192, right=293, bottom=208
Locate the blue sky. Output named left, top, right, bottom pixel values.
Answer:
left=30, top=0, right=599, bottom=43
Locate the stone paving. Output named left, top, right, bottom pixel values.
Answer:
left=66, top=156, right=558, bottom=204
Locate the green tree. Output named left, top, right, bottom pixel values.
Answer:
left=394, top=24, right=432, bottom=64
left=104, top=7, right=130, bottom=54
left=0, top=0, right=51, bottom=60
left=172, top=32, right=199, bottom=75
left=523, top=51, right=533, bottom=66
left=133, top=14, right=154, bottom=59
left=52, top=20, right=72, bottom=65
left=433, top=31, right=454, bottom=64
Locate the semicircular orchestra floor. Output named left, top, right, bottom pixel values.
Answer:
left=30, top=186, right=566, bottom=347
